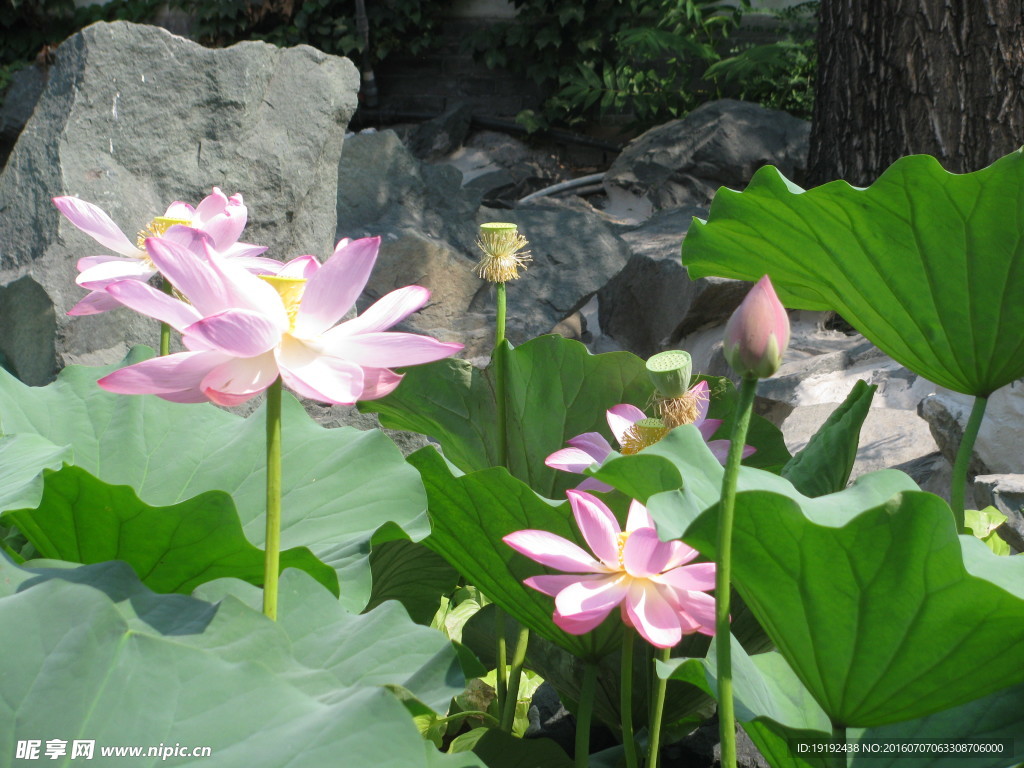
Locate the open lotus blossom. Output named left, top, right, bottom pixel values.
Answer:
left=504, top=490, right=716, bottom=648
left=53, top=188, right=273, bottom=315
left=97, top=231, right=463, bottom=405
left=545, top=382, right=755, bottom=492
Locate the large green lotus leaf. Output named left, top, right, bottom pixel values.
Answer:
left=680, top=150, right=1024, bottom=396
left=0, top=352, right=428, bottom=612
left=365, top=537, right=460, bottom=625
left=0, top=558, right=474, bottom=767
left=683, top=490, right=1024, bottom=727
left=591, top=426, right=916, bottom=541
left=3, top=464, right=337, bottom=595
left=0, top=434, right=69, bottom=513
left=781, top=380, right=876, bottom=497
left=409, top=445, right=623, bottom=661
left=665, top=638, right=1024, bottom=768
left=362, top=335, right=653, bottom=496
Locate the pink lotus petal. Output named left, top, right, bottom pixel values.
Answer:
left=200, top=352, right=279, bottom=406
left=202, top=245, right=288, bottom=324
left=680, top=590, right=717, bottom=636
left=661, top=540, right=700, bottom=570
left=358, top=367, right=405, bottom=400
left=77, top=255, right=127, bottom=271
left=574, top=476, right=615, bottom=493
left=625, top=581, right=682, bottom=648
left=193, top=188, right=246, bottom=249
left=292, top=237, right=380, bottom=338
left=706, top=440, right=731, bottom=464
left=145, top=237, right=231, bottom=315
left=334, top=286, right=431, bottom=336
left=77, top=258, right=154, bottom=290
left=325, top=331, right=463, bottom=368
left=567, top=432, right=614, bottom=463
left=545, top=444, right=603, bottom=474
left=607, top=403, right=646, bottom=445
left=625, top=499, right=654, bottom=532
left=228, top=254, right=283, bottom=275
left=566, top=490, right=622, bottom=569
left=221, top=243, right=271, bottom=262
left=185, top=309, right=282, bottom=357
left=622, top=528, right=674, bottom=578
left=276, top=337, right=365, bottom=405
left=698, top=418, right=723, bottom=440
left=657, top=562, right=715, bottom=593
left=554, top=573, right=629, bottom=619
left=691, top=380, right=711, bottom=423
left=553, top=608, right=612, bottom=636
left=105, top=281, right=202, bottom=331
left=503, top=530, right=606, bottom=573
left=68, top=290, right=124, bottom=316
left=53, top=196, right=140, bottom=258
left=278, top=255, right=321, bottom=279
left=163, top=201, right=195, bottom=220
left=98, top=350, right=228, bottom=397
left=523, top=573, right=606, bottom=598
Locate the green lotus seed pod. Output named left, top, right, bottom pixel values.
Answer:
left=646, top=350, right=693, bottom=399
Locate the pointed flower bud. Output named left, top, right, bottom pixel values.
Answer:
left=723, top=275, right=790, bottom=379
left=474, top=222, right=531, bottom=283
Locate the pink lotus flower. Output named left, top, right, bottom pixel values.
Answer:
left=545, top=382, right=755, bottom=492
left=97, top=232, right=463, bottom=406
left=504, top=490, right=715, bottom=648
left=53, top=188, right=272, bottom=315
left=723, top=275, right=791, bottom=379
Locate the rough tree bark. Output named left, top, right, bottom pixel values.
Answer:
left=807, top=0, right=1024, bottom=187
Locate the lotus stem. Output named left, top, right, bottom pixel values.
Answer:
left=715, top=374, right=758, bottom=768
left=620, top=629, right=639, bottom=768
left=262, top=377, right=283, bottom=620
left=159, top=278, right=174, bottom=356
left=495, top=609, right=508, bottom=716
left=575, top=662, right=599, bottom=768
left=950, top=395, right=988, bottom=534
left=493, top=279, right=511, bottom=720
left=501, top=624, right=531, bottom=732
left=830, top=721, right=848, bottom=768
left=647, top=646, right=672, bottom=768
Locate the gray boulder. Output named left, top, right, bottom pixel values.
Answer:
left=337, top=129, right=630, bottom=359
left=0, top=21, right=359, bottom=383
left=973, top=474, right=1024, bottom=552
left=603, top=99, right=810, bottom=210
left=0, top=63, right=46, bottom=169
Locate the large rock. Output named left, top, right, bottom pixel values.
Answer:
left=973, top=474, right=1024, bottom=552
left=0, top=64, right=46, bottom=170
left=337, top=130, right=631, bottom=359
left=603, top=99, right=810, bottom=211
left=0, top=21, right=359, bottom=383
left=917, top=385, right=1024, bottom=477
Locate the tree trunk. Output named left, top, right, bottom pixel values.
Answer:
left=807, top=0, right=1024, bottom=187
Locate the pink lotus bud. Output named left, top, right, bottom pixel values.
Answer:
left=723, top=275, right=790, bottom=379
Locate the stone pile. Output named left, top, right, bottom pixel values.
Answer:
left=1, top=22, right=1020, bottom=550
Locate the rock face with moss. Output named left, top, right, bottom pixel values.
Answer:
left=0, top=21, right=358, bottom=382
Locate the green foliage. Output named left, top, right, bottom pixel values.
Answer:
left=0, top=559, right=474, bottom=766
left=706, top=0, right=818, bottom=120
left=682, top=149, right=1024, bottom=397
left=465, top=0, right=746, bottom=130
left=0, top=348, right=430, bottom=612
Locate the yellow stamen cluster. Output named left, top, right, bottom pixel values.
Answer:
left=474, top=222, right=531, bottom=283
left=619, top=417, right=670, bottom=455
left=259, top=275, right=308, bottom=330
left=616, top=530, right=630, bottom=567
left=650, top=384, right=708, bottom=429
left=136, top=216, right=192, bottom=249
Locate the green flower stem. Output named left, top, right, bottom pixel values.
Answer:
left=262, top=377, right=283, bottom=620
left=495, top=606, right=508, bottom=720
left=620, top=630, right=639, bottom=768
left=715, top=374, right=758, bottom=768
left=830, top=721, right=848, bottom=768
left=493, top=280, right=510, bottom=720
left=575, top=662, right=599, bottom=768
left=950, top=395, right=988, bottom=534
left=647, top=646, right=672, bottom=768
left=500, top=624, right=531, bottom=732
left=158, top=278, right=174, bottom=356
